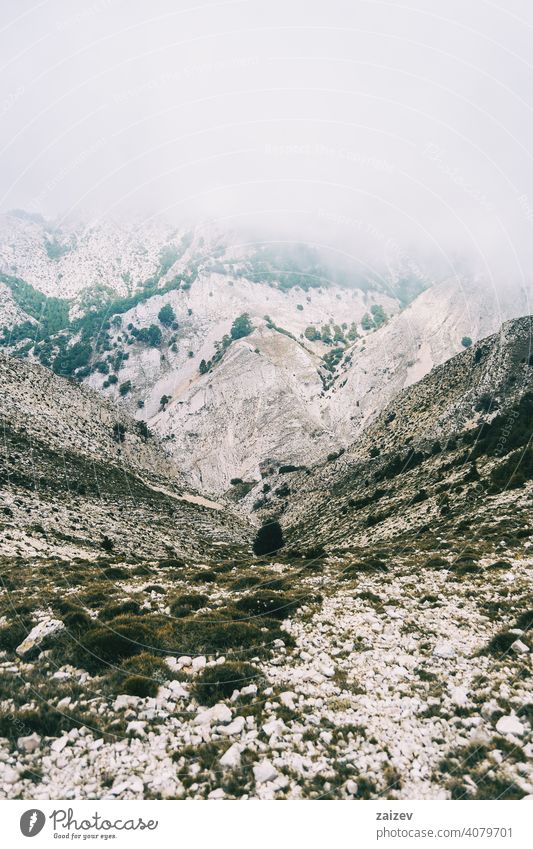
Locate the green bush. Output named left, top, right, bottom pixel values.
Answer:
left=114, top=653, right=171, bottom=698
left=230, top=313, right=253, bottom=340
left=192, top=569, right=217, bottom=583
left=158, top=304, right=176, bottom=326
left=516, top=610, right=533, bottom=631
left=121, top=675, right=156, bottom=698
left=191, top=662, right=263, bottom=706
left=135, top=325, right=162, bottom=347
left=172, top=612, right=265, bottom=655
left=486, top=631, right=518, bottom=655
left=99, top=600, right=141, bottom=621
left=0, top=703, right=100, bottom=742
left=169, top=593, right=209, bottom=618
left=304, top=325, right=321, bottom=341
left=62, top=609, right=92, bottom=632
left=235, top=590, right=306, bottom=619
left=102, top=565, right=126, bottom=579
left=0, top=621, right=28, bottom=651
left=253, top=520, right=284, bottom=556
left=70, top=617, right=164, bottom=672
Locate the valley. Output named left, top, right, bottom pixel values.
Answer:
left=0, top=213, right=531, bottom=801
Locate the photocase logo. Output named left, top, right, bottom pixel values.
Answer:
left=20, top=809, right=46, bottom=837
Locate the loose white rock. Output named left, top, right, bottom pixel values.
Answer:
left=18, top=733, right=41, bottom=753
left=219, top=743, right=242, bottom=768
left=16, top=618, right=65, bottom=659
left=208, top=788, right=225, bottom=799
left=495, top=715, right=526, bottom=737
left=253, top=760, right=278, bottom=784
left=219, top=716, right=245, bottom=737
left=433, top=642, right=455, bottom=659
left=51, top=737, right=69, bottom=753
left=126, top=721, right=147, bottom=737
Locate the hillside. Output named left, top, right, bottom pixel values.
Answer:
left=2, top=212, right=531, bottom=494
left=0, top=355, right=250, bottom=562
left=256, top=315, right=533, bottom=547
left=0, top=318, right=531, bottom=800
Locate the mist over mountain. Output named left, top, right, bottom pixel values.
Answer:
left=2, top=1, right=533, bottom=287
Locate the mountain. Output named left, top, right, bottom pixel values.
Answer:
left=0, top=315, right=531, bottom=801
left=0, top=354, right=250, bottom=562
left=267, top=314, right=533, bottom=549
left=1, top=211, right=531, bottom=494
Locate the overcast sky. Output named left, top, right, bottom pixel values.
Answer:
left=1, top=0, right=533, bottom=283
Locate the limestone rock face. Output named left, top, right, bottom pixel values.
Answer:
left=152, top=324, right=336, bottom=492
left=1, top=211, right=532, bottom=496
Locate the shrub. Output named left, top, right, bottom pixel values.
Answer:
left=136, top=421, right=149, bottom=440
left=370, top=304, right=387, bottom=327
left=70, top=618, right=164, bottom=672
left=112, top=422, right=126, bottom=442
left=0, top=621, right=28, bottom=651
left=426, top=556, right=448, bottom=568
left=62, top=609, right=92, bottom=632
left=172, top=612, right=265, bottom=655
left=170, top=593, right=209, bottom=618
left=114, top=653, right=170, bottom=697
left=158, top=304, right=176, bottom=326
left=303, top=546, right=327, bottom=560
left=453, top=560, right=482, bottom=576
left=516, top=610, right=533, bottom=631
left=191, top=662, right=263, bottom=706
left=342, top=560, right=388, bottom=578
left=235, top=590, right=306, bottom=619
left=486, top=631, right=518, bottom=656
left=461, top=336, right=473, bottom=348
left=136, top=325, right=162, bottom=347
left=192, top=569, right=217, bottom=583
left=119, top=380, right=132, bottom=396
left=488, top=560, right=512, bottom=570
left=102, top=565, right=126, bottom=579
left=304, top=325, right=321, bottom=341
left=121, top=675, right=156, bottom=698
left=253, top=520, right=284, bottom=556
left=101, top=537, right=114, bottom=553
left=0, top=703, right=99, bottom=742
left=99, top=600, right=141, bottom=621
left=230, top=313, right=253, bottom=340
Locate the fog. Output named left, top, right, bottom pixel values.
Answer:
left=2, top=0, right=533, bottom=285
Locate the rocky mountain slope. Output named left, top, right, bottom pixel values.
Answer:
left=0, top=354, right=250, bottom=562
left=0, top=315, right=531, bottom=801
left=8, top=211, right=531, bottom=493
left=256, top=315, right=533, bottom=546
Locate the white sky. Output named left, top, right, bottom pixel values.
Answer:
left=1, top=0, right=533, bottom=283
